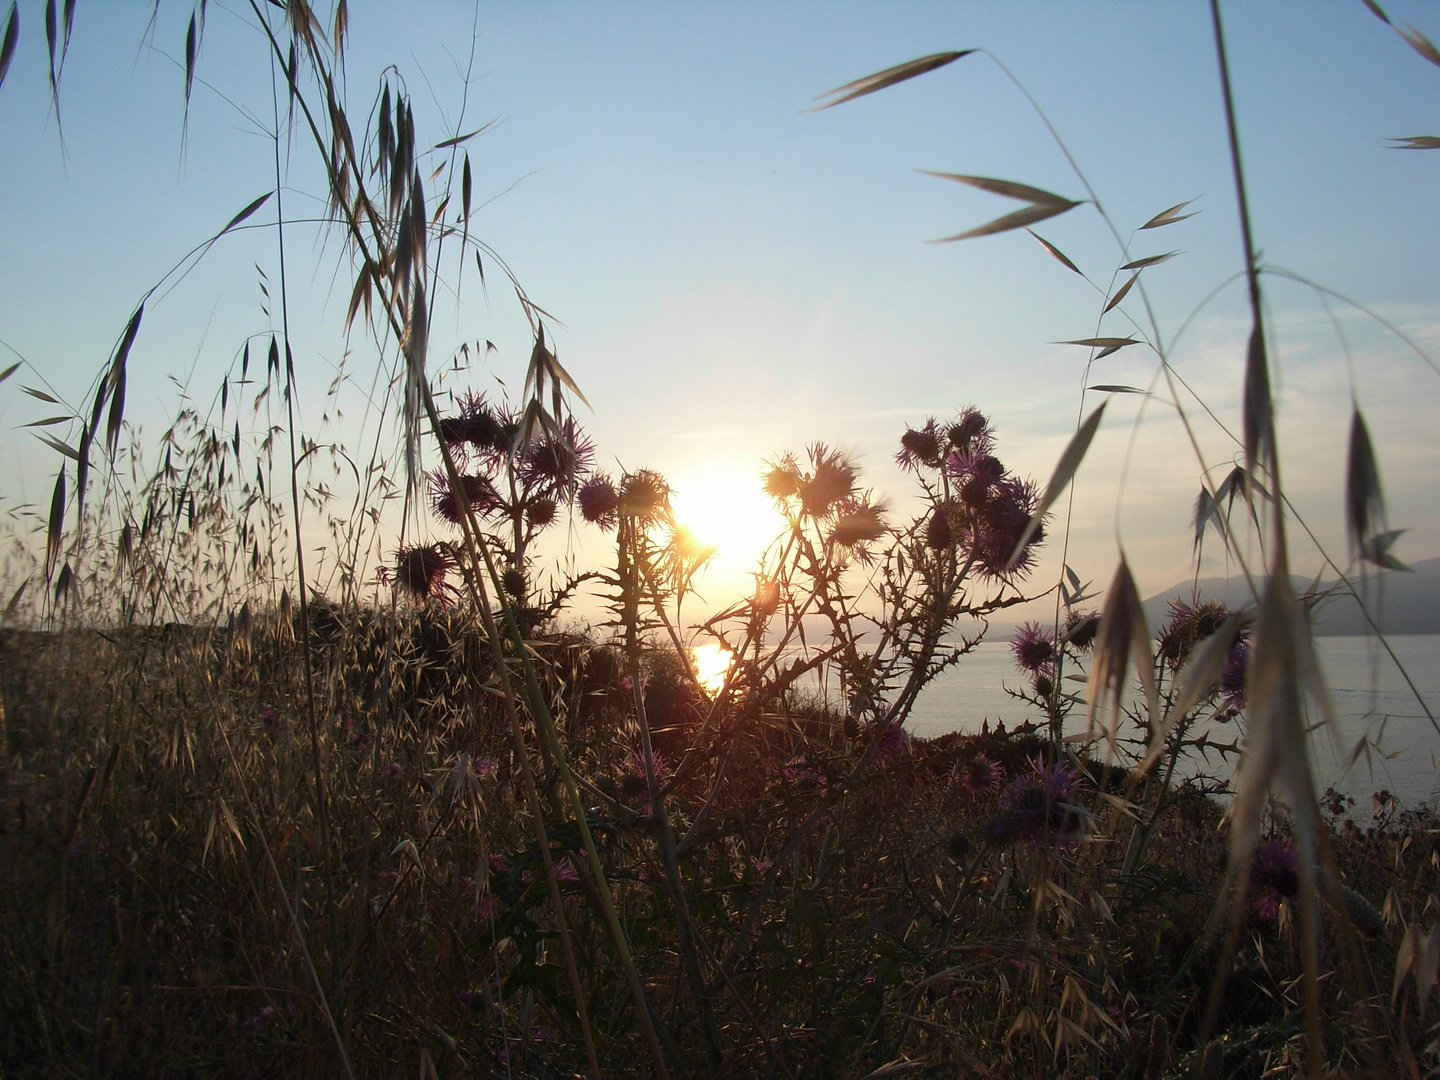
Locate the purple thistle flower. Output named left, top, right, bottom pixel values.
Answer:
left=762, top=455, right=803, bottom=501
left=1062, top=609, right=1101, bottom=651
left=877, top=719, right=911, bottom=760
left=799, top=445, right=859, bottom=518
left=1249, top=837, right=1299, bottom=920
left=897, top=419, right=943, bottom=471
left=619, top=469, right=670, bottom=523
left=960, top=475, right=1044, bottom=581
left=961, top=753, right=1004, bottom=797
left=453, top=391, right=513, bottom=456
left=628, top=745, right=672, bottom=788
left=829, top=497, right=887, bottom=563
left=519, top=419, right=594, bottom=496
left=526, top=497, right=557, bottom=529
left=250, top=1004, right=277, bottom=1036
left=578, top=475, right=619, bottom=529
left=384, top=762, right=404, bottom=781
left=946, top=451, right=1005, bottom=509
left=1157, top=600, right=1232, bottom=667
left=983, top=811, right=1019, bottom=846
left=388, top=544, right=458, bottom=604
left=1012, top=621, right=1057, bottom=674
left=946, top=407, right=994, bottom=458
left=429, top=469, right=499, bottom=525
left=1001, top=758, right=1085, bottom=845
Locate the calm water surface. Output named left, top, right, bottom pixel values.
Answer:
left=907, top=634, right=1440, bottom=811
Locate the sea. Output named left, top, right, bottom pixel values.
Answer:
left=906, top=634, right=1440, bottom=815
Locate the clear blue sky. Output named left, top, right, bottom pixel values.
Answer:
left=1, top=1, right=1437, bottom=615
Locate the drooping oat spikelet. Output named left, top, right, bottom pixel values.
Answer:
left=1086, top=556, right=1155, bottom=756
left=403, top=281, right=428, bottom=496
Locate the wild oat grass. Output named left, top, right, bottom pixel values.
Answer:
left=1, top=1, right=1439, bottom=1077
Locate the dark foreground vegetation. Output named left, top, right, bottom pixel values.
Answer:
left=0, top=612, right=1434, bottom=1078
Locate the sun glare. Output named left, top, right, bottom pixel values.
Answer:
left=669, top=472, right=782, bottom=574
left=691, top=642, right=734, bottom=695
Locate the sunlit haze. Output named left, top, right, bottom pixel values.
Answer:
left=690, top=642, right=736, bottom=696
left=669, top=471, right=786, bottom=598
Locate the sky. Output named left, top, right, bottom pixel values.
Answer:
left=1, top=0, right=1438, bottom=624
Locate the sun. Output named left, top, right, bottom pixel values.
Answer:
left=669, top=471, right=784, bottom=576
left=690, top=642, right=735, bottom=695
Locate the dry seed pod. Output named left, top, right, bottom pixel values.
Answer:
left=1195, top=1038, right=1225, bottom=1080
left=1143, top=1014, right=1170, bottom=1080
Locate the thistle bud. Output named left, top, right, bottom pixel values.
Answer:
left=502, top=568, right=526, bottom=599
left=946, top=829, right=972, bottom=861
left=925, top=506, right=952, bottom=549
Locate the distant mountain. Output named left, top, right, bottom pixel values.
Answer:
left=1141, top=557, right=1440, bottom=637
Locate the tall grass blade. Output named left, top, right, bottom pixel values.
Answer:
left=221, top=191, right=273, bottom=234
left=74, top=421, right=88, bottom=515
left=1060, top=336, right=1138, bottom=351
left=1103, top=272, right=1137, bottom=313
left=461, top=153, right=471, bottom=221
left=2, top=580, right=26, bottom=621
left=434, top=120, right=495, bottom=149
left=1397, top=24, right=1440, bottom=68
left=809, top=50, right=973, bottom=111
left=1389, top=135, right=1440, bottom=149
left=332, top=0, right=347, bottom=58
left=184, top=12, right=197, bottom=118
left=1242, top=322, right=1272, bottom=484
left=36, top=433, right=79, bottom=461
left=1192, top=486, right=1226, bottom=557
left=0, top=3, right=17, bottom=93
left=1120, top=251, right=1176, bottom=271
left=932, top=199, right=1079, bottom=243
left=46, top=467, right=64, bottom=577
left=1140, top=199, right=1197, bottom=229
left=1026, top=229, right=1081, bottom=274
left=1345, top=406, right=1385, bottom=558
left=404, top=281, right=428, bottom=490
left=106, top=304, right=143, bottom=459
left=1361, top=528, right=1410, bottom=570
left=1361, top=0, right=1391, bottom=25
left=919, top=171, right=1075, bottom=207
left=1008, top=402, right=1104, bottom=569
left=52, top=560, right=70, bottom=602
left=344, top=262, right=373, bottom=332
left=44, top=0, right=55, bottom=95
left=1086, top=556, right=1155, bottom=754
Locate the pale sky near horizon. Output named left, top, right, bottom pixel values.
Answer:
left=1, top=1, right=1438, bottom=625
